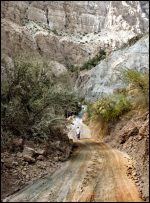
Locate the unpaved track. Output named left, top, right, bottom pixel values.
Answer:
left=3, top=138, right=142, bottom=202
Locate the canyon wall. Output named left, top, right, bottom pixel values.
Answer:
left=1, top=1, right=149, bottom=67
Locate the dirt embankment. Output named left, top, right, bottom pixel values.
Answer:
left=104, top=111, right=149, bottom=202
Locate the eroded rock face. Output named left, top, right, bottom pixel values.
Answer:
left=2, top=1, right=148, bottom=34
left=77, top=34, right=149, bottom=101
left=1, top=1, right=149, bottom=67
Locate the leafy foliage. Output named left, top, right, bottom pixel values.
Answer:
left=68, top=50, right=106, bottom=73
left=69, top=64, right=78, bottom=73
left=80, top=50, right=106, bottom=71
left=52, top=28, right=59, bottom=35
left=87, top=69, right=149, bottom=124
left=123, top=69, right=149, bottom=106
left=1, top=57, right=80, bottom=148
left=87, top=94, right=132, bottom=122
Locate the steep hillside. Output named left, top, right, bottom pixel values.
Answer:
left=1, top=1, right=149, bottom=67
left=104, top=112, right=149, bottom=201
left=1, top=1, right=149, bottom=202
left=77, top=33, right=149, bottom=101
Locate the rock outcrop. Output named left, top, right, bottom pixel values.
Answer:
left=1, top=1, right=149, bottom=67
left=2, top=1, right=149, bottom=34
left=1, top=1, right=149, bottom=201
left=77, top=33, right=149, bottom=101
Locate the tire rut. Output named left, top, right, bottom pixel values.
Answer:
left=3, top=140, right=143, bottom=202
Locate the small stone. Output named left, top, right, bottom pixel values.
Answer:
left=54, top=157, right=59, bottom=162
left=36, top=155, right=44, bottom=161
left=17, top=152, right=22, bottom=158
left=22, top=171, right=26, bottom=176
left=23, top=155, right=36, bottom=163
left=12, top=138, right=24, bottom=148
left=4, top=158, right=13, bottom=168
left=134, top=176, right=138, bottom=180
left=132, top=172, right=136, bottom=176
left=37, top=164, right=44, bottom=169
left=13, top=161, right=18, bottom=166
left=36, top=149, right=46, bottom=156
left=23, top=146, right=37, bottom=158
left=26, top=175, right=29, bottom=179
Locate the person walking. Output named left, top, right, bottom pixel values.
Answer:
left=76, top=127, right=80, bottom=140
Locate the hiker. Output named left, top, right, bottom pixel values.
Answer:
left=76, top=127, right=80, bottom=140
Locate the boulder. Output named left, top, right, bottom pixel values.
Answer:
left=12, top=161, right=19, bottom=166
left=36, top=149, right=46, bottom=156
left=12, top=138, right=24, bottom=151
left=1, top=159, right=4, bottom=162
left=16, top=152, right=23, bottom=158
left=49, top=61, right=67, bottom=77
left=4, top=158, right=13, bottom=168
left=23, top=155, right=35, bottom=163
left=55, top=141, right=61, bottom=149
left=53, top=156, right=59, bottom=162
left=12, top=138, right=24, bottom=146
left=23, top=146, right=37, bottom=163
left=23, top=146, right=37, bottom=158
left=36, top=155, right=44, bottom=161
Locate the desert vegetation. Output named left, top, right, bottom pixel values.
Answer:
left=1, top=57, right=80, bottom=151
left=123, top=68, right=149, bottom=107
left=69, top=49, right=106, bottom=73
left=80, top=49, right=106, bottom=71
left=87, top=94, right=132, bottom=122
left=87, top=69, right=149, bottom=125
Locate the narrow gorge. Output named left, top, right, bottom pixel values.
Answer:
left=1, top=1, right=149, bottom=202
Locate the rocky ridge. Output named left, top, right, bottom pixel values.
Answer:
left=1, top=1, right=149, bottom=201
left=1, top=1, right=149, bottom=67
left=77, top=33, right=149, bottom=101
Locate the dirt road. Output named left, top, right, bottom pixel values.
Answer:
left=3, top=137, right=142, bottom=202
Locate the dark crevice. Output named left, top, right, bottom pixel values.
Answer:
left=36, top=43, right=42, bottom=56
left=46, top=7, right=49, bottom=25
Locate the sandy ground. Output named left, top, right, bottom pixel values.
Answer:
left=3, top=122, right=143, bottom=202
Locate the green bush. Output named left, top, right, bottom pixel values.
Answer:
left=123, top=69, right=149, bottom=105
left=52, top=29, right=59, bottom=35
left=69, top=64, right=78, bottom=73
left=1, top=57, right=79, bottom=148
left=87, top=69, right=149, bottom=124
left=80, top=49, right=106, bottom=71
left=87, top=94, right=132, bottom=122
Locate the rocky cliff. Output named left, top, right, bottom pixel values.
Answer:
left=1, top=1, right=149, bottom=201
left=77, top=33, right=149, bottom=101
left=1, top=1, right=149, bottom=67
